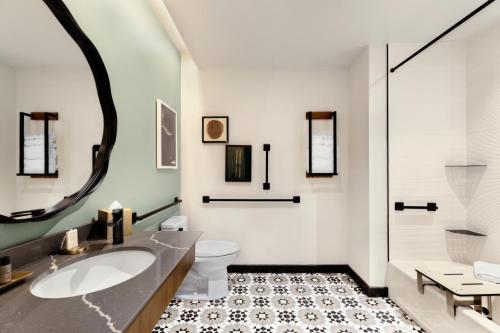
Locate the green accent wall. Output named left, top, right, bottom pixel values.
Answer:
left=0, top=0, right=181, bottom=250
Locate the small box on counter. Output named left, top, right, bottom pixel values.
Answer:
left=97, top=208, right=133, bottom=240
left=97, top=209, right=113, bottom=240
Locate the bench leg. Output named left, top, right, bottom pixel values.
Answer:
left=416, top=271, right=435, bottom=294
left=487, top=296, right=493, bottom=320
left=446, top=292, right=483, bottom=317
left=417, top=272, right=424, bottom=294
left=446, top=291, right=455, bottom=316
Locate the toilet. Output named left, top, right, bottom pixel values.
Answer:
left=161, top=216, right=239, bottom=300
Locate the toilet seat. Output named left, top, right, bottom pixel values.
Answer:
left=196, top=240, right=239, bottom=258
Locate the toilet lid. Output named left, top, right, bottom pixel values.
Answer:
left=196, top=240, right=239, bottom=257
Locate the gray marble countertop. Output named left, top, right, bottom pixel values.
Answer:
left=0, top=231, right=201, bottom=333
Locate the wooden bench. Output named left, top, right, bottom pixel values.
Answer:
left=416, top=266, right=500, bottom=319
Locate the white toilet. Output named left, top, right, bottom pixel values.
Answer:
left=161, top=216, right=239, bottom=300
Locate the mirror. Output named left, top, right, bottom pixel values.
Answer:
left=0, top=0, right=117, bottom=223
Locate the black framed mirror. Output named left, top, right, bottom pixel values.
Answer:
left=0, top=0, right=117, bottom=223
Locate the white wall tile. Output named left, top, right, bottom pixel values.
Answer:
left=389, top=42, right=467, bottom=261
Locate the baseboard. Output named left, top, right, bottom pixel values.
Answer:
left=228, top=264, right=388, bottom=298
left=345, top=266, right=388, bottom=297
left=228, top=264, right=350, bottom=274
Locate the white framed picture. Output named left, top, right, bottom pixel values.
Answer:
left=156, top=99, right=177, bottom=169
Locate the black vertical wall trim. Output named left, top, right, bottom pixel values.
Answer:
left=333, top=111, right=338, bottom=175
left=19, top=114, right=24, bottom=175
left=386, top=44, right=390, bottom=262
left=263, top=144, right=270, bottom=190
left=44, top=113, right=49, bottom=174
left=308, top=115, right=312, bottom=173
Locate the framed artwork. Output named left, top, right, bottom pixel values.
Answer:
left=156, top=99, right=177, bottom=169
left=202, top=116, right=229, bottom=143
left=225, top=145, right=252, bottom=182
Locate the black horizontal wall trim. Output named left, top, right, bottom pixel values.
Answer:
left=228, top=265, right=388, bottom=298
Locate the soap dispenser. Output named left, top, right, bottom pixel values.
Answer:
left=111, top=209, right=124, bottom=245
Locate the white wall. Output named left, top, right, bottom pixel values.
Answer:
left=348, top=47, right=370, bottom=281
left=0, top=63, right=16, bottom=214
left=347, top=45, right=388, bottom=287
left=14, top=67, right=101, bottom=211
left=181, top=55, right=350, bottom=265
left=389, top=42, right=467, bottom=261
left=368, top=44, right=389, bottom=286
left=466, top=23, right=500, bottom=264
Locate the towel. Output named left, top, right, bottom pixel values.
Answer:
left=24, top=133, right=56, bottom=142
left=312, top=135, right=333, bottom=145
left=23, top=159, right=57, bottom=174
left=24, top=146, right=56, bottom=160
left=312, top=145, right=333, bottom=160
left=312, top=158, right=333, bottom=173
left=24, top=134, right=56, bottom=147
left=311, top=135, right=333, bottom=160
left=473, top=261, right=500, bottom=283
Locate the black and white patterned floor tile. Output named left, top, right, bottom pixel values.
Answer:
left=153, top=273, right=425, bottom=333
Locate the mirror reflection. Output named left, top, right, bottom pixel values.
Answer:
left=0, top=0, right=102, bottom=218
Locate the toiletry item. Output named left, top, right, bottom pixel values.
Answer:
left=60, top=245, right=89, bottom=255
left=98, top=209, right=114, bottom=240
left=111, top=209, right=124, bottom=245
left=0, top=271, right=32, bottom=292
left=123, top=208, right=133, bottom=236
left=473, top=261, right=500, bottom=283
left=64, top=229, right=79, bottom=250
left=0, top=256, right=12, bottom=284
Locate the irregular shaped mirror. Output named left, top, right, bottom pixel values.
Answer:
left=0, top=0, right=117, bottom=223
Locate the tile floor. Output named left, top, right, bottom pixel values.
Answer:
left=153, top=273, right=425, bottom=333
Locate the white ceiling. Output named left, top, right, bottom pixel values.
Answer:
left=164, top=0, right=500, bottom=68
left=0, top=0, right=86, bottom=68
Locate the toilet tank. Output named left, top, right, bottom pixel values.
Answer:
left=161, top=216, right=188, bottom=231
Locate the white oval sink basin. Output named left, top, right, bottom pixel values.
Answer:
left=30, top=249, right=156, bottom=299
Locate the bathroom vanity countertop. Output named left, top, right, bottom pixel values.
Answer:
left=0, top=231, right=201, bottom=333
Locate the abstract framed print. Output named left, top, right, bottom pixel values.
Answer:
left=156, top=99, right=177, bottom=169
left=202, top=116, right=229, bottom=143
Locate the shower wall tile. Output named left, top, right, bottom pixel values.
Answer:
left=466, top=24, right=500, bottom=264
left=465, top=23, right=500, bottom=324
left=389, top=42, right=467, bottom=261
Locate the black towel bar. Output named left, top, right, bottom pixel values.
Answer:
left=203, top=196, right=300, bottom=204
left=132, top=197, right=182, bottom=223
left=395, top=202, right=438, bottom=212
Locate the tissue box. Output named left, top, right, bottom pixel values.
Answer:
left=97, top=208, right=133, bottom=239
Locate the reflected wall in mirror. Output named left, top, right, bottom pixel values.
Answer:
left=0, top=0, right=117, bottom=223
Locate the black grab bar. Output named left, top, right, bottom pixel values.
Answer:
left=203, top=196, right=300, bottom=204
left=395, top=202, right=438, bottom=212
left=132, top=197, right=182, bottom=224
